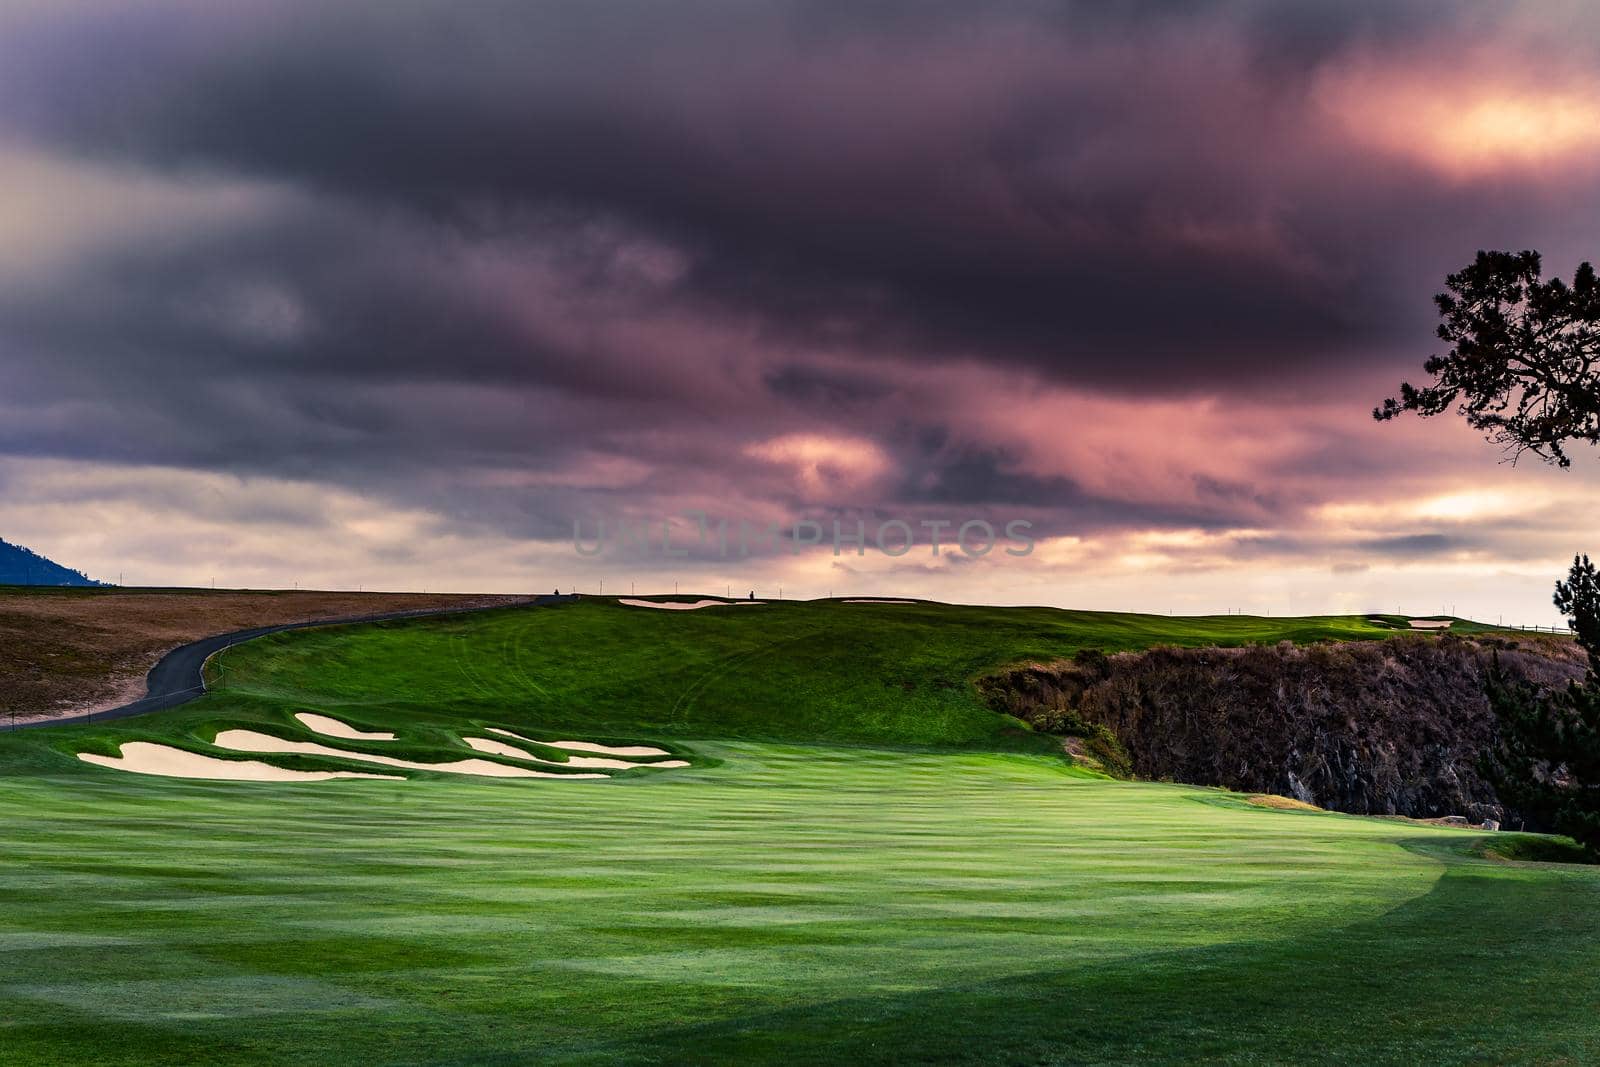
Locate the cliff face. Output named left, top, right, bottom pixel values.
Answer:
left=979, top=635, right=1588, bottom=826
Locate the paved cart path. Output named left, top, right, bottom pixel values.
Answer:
left=15, top=594, right=576, bottom=730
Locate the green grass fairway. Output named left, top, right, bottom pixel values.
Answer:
left=203, top=597, right=1411, bottom=747
left=2, top=599, right=1596, bottom=1063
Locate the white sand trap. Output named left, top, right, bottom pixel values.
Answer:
left=79, top=742, right=400, bottom=782
left=464, top=736, right=689, bottom=770
left=294, top=712, right=396, bottom=741
left=843, top=599, right=915, bottom=604
left=486, top=727, right=673, bottom=758
left=619, top=598, right=763, bottom=610
left=212, top=729, right=609, bottom=779
left=1408, top=619, right=1453, bottom=630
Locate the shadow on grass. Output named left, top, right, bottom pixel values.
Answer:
left=1472, top=833, right=1594, bottom=866
left=581, top=850, right=1600, bottom=1065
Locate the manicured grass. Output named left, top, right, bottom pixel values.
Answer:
left=200, top=597, right=1411, bottom=749
left=8, top=741, right=1596, bottom=1064
left=2, top=598, right=1596, bottom=1063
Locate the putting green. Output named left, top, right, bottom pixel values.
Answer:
left=2, top=599, right=1596, bottom=1063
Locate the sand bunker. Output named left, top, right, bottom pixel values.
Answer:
left=79, top=742, right=401, bottom=782
left=843, top=599, right=915, bottom=604
left=212, top=729, right=609, bottom=779
left=465, top=735, right=688, bottom=770
left=485, top=727, right=673, bottom=758
left=618, top=598, right=763, bottom=610
left=1408, top=619, right=1453, bottom=630
left=294, top=712, right=396, bottom=741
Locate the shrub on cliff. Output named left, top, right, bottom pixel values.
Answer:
left=1489, top=555, right=1600, bottom=857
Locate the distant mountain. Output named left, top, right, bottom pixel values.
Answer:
left=0, top=538, right=105, bottom=587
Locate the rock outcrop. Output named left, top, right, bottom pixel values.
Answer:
left=979, top=635, right=1587, bottom=827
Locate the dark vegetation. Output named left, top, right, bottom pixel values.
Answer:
left=1489, top=555, right=1600, bottom=856
left=0, top=537, right=102, bottom=586
left=1378, top=247, right=1600, bottom=852
left=1375, top=250, right=1600, bottom=467
left=981, top=634, right=1587, bottom=824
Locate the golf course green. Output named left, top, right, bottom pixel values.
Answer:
left=2, top=598, right=1596, bottom=1064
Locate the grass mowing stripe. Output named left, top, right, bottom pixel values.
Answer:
left=1, top=601, right=1595, bottom=1063
left=0, top=743, right=1472, bottom=1064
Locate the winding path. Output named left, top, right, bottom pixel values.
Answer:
left=16, top=594, right=577, bottom=731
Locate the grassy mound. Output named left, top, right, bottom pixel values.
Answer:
left=194, top=598, right=1409, bottom=750
left=1474, top=833, right=1595, bottom=865
left=1250, top=793, right=1325, bottom=811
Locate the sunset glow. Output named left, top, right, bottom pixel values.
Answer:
left=0, top=1, right=1597, bottom=627
left=1317, top=64, right=1600, bottom=176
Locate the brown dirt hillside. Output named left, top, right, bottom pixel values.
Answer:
left=0, top=587, right=526, bottom=724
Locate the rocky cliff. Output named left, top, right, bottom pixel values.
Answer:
left=979, top=635, right=1588, bottom=826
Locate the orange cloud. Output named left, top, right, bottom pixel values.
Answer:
left=745, top=433, right=891, bottom=497
left=1315, top=56, right=1600, bottom=177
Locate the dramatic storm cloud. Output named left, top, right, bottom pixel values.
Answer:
left=2, top=0, right=1598, bottom=620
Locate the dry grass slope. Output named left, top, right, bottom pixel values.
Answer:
left=0, top=587, right=522, bottom=723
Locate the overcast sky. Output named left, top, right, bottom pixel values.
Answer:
left=3, top=0, right=1599, bottom=621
